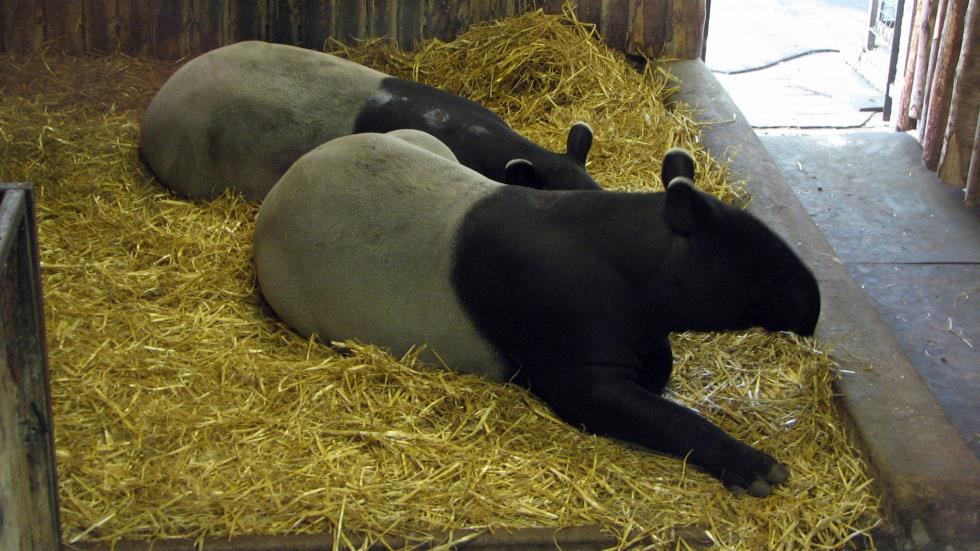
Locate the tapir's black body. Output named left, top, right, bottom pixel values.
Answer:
left=452, top=184, right=820, bottom=495
left=355, top=78, right=598, bottom=189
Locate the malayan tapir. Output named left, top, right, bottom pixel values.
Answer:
left=254, top=130, right=821, bottom=496
left=139, top=40, right=598, bottom=200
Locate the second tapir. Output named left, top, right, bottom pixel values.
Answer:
left=254, top=131, right=822, bottom=497
left=140, top=40, right=598, bottom=200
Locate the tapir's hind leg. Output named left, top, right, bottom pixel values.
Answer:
left=540, top=369, right=788, bottom=497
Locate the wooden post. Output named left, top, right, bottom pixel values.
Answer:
left=897, top=1, right=920, bottom=127
left=922, top=0, right=967, bottom=170
left=896, top=0, right=923, bottom=130
left=965, top=109, right=980, bottom=206
left=937, top=0, right=979, bottom=189
left=0, top=185, right=61, bottom=551
left=918, top=0, right=949, bottom=142
left=909, top=0, right=937, bottom=119
left=668, top=0, right=706, bottom=59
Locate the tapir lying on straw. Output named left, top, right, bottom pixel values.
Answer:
left=140, top=40, right=597, bottom=200
left=254, top=130, right=821, bottom=496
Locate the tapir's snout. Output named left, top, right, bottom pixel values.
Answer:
left=796, top=316, right=817, bottom=338
left=763, top=269, right=820, bottom=337
left=792, top=271, right=821, bottom=337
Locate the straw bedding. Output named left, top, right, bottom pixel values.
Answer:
left=0, top=9, right=880, bottom=550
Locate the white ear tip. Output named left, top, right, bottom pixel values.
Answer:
left=572, top=121, right=593, bottom=132
left=667, top=177, right=695, bottom=189
left=506, top=158, right=533, bottom=169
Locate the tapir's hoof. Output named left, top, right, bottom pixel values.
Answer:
left=767, top=462, right=789, bottom=484
left=727, top=461, right=789, bottom=497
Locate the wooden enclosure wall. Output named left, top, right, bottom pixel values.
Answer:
left=0, top=0, right=706, bottom=60
left=0, top=185, right=61, bottom=551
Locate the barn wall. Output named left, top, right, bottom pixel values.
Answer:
left=0, top=1, right=705, bottom=61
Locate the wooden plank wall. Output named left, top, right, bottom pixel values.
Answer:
left=0, top=0, right=533, bottom=58
left=0, top=0, right=706, bottom=60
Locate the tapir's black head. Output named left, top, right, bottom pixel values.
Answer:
left=504, top=122, right=602, bottom=190
left=658, top=149, right=821, bottom=337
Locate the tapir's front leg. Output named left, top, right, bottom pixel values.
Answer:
left=541, top=370, right=788, bottom=496
left=638, top=338, right=673, bottom=395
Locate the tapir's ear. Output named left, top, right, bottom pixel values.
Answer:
left=566, top=121, right=593, bottom=165
left=664, top=178, right=713, bottom=236
left=661, top=147, right=696, bottom=189
left=504, top=159, right=543, bottom=189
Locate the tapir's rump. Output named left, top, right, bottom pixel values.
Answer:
left=254, top=132, right=511, bottom=380
left=140, top=42, right=385, bottom=200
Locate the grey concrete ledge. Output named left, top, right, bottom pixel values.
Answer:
left=666, top=59, right=980, bottom=550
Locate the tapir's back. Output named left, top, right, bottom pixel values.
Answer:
left=254, top=132, right=510, bottom=379
left=140, top=41, right=386, bottom=200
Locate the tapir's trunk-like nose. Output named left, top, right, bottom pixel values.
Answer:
left=797, top=318, right=817, bottom=337
left=796, top=278, right=821, bottom=337
left=767, top=277, right=820, bottom=337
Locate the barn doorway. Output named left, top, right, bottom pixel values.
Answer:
left=703, top=0, right=909, bottom=130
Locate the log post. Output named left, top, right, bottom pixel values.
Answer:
left=896, top=0, right=923, bottom=130
left=918, top=0, right=949, bottom=142
left=937, top=0, right=979, bottom=189
left=922, top=0, right=967, bottom=170
left=965, top=110, right=980, bottom=206
left=909, top=0, right=936, bottom=119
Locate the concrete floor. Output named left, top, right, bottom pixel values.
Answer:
left=762, top=132, right=980, bottom=458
